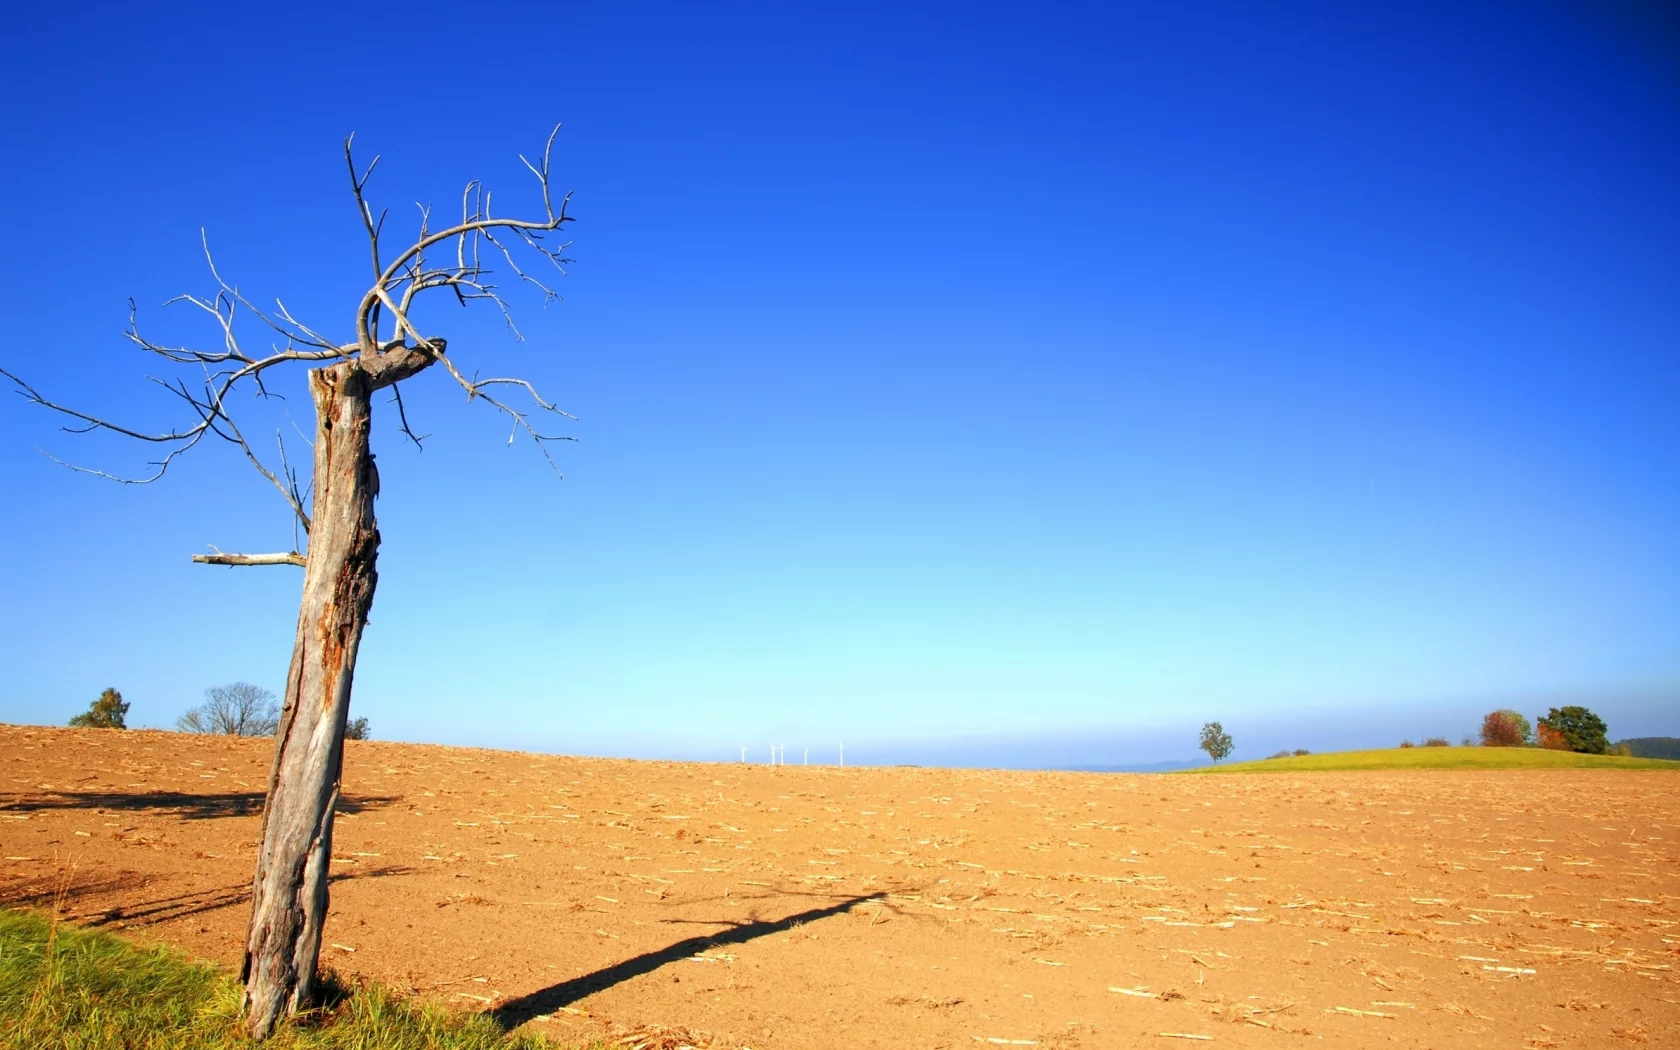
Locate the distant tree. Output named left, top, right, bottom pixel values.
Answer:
left=178, top=683, right=279, bottom=737
left=68, top=687, right=128, bottom=729
left=1537, top=706, right=1608, bottom=755
left=1480, top=710, right=1526, bottom=748
left=1498, top=708, right=1533, bottom=745
left=1423, top=737, right=1450, bottom=747
left=1293, top=748, right=1310, bottom=756
left=1399, top=739, right=1415, bottom=748
left=1267, top=749, right=1291, bottom=760
left=1199, top=721, right=1234, bottom=763
left=344, top=717, right=371, bottom=741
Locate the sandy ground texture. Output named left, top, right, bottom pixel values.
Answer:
left=2, top=725, right=1677, bottom=1050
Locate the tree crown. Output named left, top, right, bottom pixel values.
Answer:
left=2, top=127, right=577, bottom=557
left=68, top=687, right=128, bottom=729
left=178, top=683, right=279, bottom=737
left=1537, top=705, right=1608, bottom=755
left=1198, top=721, right=1234, bottom=762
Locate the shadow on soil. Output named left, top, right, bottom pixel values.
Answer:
left=489, top=892, right=886, bottom=1029
left=0, top=790, right=397, bottom=820
left=0, top=864, right=414, bottom=928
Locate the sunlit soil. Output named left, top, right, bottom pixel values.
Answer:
left=3, top=724, right=1676, bottom=1049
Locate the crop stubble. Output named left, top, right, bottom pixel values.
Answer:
left=2, top=725, right=1675, bottom=1049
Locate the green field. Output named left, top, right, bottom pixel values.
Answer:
left=1178, top=746, right=1680, bottom=774
left=0, top=908, right=577, bottom=1050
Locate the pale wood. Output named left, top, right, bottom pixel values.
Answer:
left=192, top=552, right=306, bottom=567
left=240, top=347, right=435, bottom=1038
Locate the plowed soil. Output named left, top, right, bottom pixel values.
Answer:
left=3, top=725, right=1676, bottom=1049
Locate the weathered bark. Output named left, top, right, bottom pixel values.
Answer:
left=241, top=344, right=439, bottom=1039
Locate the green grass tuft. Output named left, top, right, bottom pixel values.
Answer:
left=1177, top=746, right=1680, bottom=774
left=0, top=908, right=583, bottom=1049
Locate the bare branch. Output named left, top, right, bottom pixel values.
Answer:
left=517, top=124, right=565, bottom=224
left=352, top=125, right=574, bottom=349
left=388, top=383, right=429, bottom=449
left=210, top=396, right=312, bottom=532
left=271, top=299, right=343, bottom=355
left=275, top=430, right=304, bottom=504
left=346, top=135, right=388, bottom=340
left=34, top=442, right=205, bottom=486
left=195, top=231, right=350, bottom=359
left=4, top=366, right=210, bottom=446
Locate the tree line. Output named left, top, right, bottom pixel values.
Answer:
left=66, top=685, right=369, bottom=740
left=1478, top=706, right=1613, bottom=754
left=1196, top=703, right=1633, bottom=763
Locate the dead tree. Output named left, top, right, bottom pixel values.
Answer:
left=178, top=682, right=282, bottom=736
left=1, top=129, right=574, bottom=1039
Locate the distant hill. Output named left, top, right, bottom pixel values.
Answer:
left=1176, top=746, right=1680, bottom=773
left=1058, top=759, right=1206, bottom=773
left=1618, top=737, right=1680, bottom=760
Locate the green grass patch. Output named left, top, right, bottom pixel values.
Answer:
left=0, top=907, right=580, bottom=1050
left=1177, top=746, right=1680, bottom=774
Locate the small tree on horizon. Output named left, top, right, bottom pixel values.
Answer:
left=178, top=683, right=281, bottom=737
left=1199, top=721, right=1234, bottom=763
left=68, top=688, right=128, bottom=729
left=1480, top=709, right=1527, bottom=748
left=344, top=717, right=370, bottom=741
left=1497, top=708, right=1532, bottom=745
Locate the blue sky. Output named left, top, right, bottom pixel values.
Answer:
left=1, top=1, right=1676, bottom=766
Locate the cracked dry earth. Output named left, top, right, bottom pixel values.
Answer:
left=2, top=725, right=1677, bottom=1049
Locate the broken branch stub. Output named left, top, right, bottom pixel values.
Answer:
left=192, top=552, right=306, bottom=567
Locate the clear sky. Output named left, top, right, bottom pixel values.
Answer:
left=1, top=1, right=1676, bottom=767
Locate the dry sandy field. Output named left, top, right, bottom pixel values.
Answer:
left=2, top=725, right=1676, bottom=1049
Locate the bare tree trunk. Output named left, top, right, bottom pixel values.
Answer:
left=3, top=130, right=571, bottom=1042
left=241, top=361, right=381, bottom=1039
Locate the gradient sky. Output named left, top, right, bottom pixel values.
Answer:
left=1, top=1, right=1676, bottom=766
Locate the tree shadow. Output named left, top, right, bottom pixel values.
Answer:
left=0, top=790, right=397, bottom=820
left=489, top=892, right=885, bottom=1030
left=0, top=864, right=415, bottom=928
left=0, top=872, right=143, bottom=913
left=85, top=885, right=251, bottom=927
